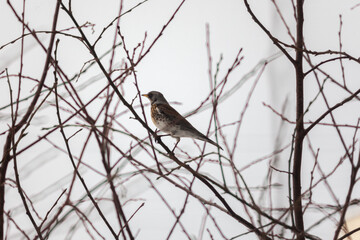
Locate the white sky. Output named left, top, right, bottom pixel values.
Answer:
left=1, top=0, right=360, bottom=239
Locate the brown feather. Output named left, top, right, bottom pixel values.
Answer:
left=144, top=91, right=222, bottom=150
left=154, top=104, right=223, bottom=150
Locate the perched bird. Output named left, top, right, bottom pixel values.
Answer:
left=142, top=91, right=223, bottom=151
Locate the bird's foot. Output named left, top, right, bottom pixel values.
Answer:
left=154, top=132, right=161, bottom=143
left=154, top=131, right=171, bottom=143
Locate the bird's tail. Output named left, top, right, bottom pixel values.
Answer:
left=197, top=134, right=223, bottom=150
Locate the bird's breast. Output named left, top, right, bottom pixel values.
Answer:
left=151, top=104, right=172, bottom=131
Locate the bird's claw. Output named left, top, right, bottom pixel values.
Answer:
left=155, top=135, right=161, bottom=143
left=154, top=130, right=161, bottom=143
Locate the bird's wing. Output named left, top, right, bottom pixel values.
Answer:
left=156, top=104, right=198, bottom=132
left=157, top=103, right=223, bottom=150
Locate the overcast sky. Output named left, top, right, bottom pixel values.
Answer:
left=1, top=0, right=360, bottom=239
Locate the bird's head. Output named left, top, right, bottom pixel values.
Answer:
left=142, top=91, right=169, bottom=105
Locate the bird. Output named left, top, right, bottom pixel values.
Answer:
left=142, top=91, right=223, bottom=151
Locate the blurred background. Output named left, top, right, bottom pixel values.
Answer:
left=1, top=0, right=360, bottom=239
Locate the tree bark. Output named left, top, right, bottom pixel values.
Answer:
left=292, top=0, right=305, bottom=239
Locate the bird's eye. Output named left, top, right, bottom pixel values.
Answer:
left=148, top=93, right=153, bottom=98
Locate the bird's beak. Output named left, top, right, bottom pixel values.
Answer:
left=142, top=94, right=149, bottom=98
